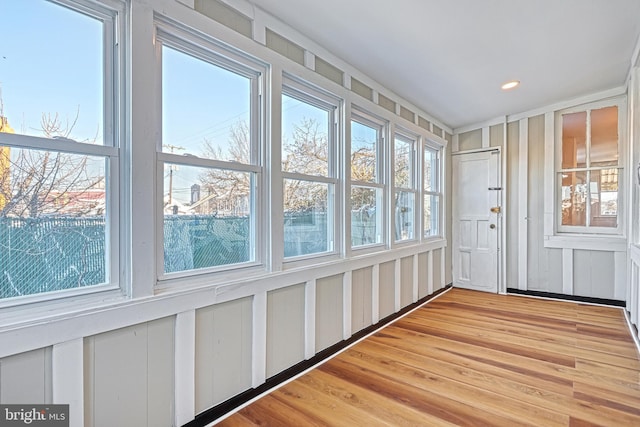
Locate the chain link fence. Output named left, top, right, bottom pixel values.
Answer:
left=0, top=217, right=105, bottom=299
left=1, top=212, right=380, bottom=298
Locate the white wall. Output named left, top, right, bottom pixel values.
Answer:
left=0, top=1, right=453, bottom=426
left=627, top=59, right=640, bottom=336
left=454, top=92, right=630, bottom=300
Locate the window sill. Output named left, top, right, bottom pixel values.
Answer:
left=543, top=234, right=627, bottom=251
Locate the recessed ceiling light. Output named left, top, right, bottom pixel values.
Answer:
left=501, top=80, right=520, bottom=90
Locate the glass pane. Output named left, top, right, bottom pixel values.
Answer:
left=590, top=106, right=618, bottom=167
left=560, top=171, right=587, bottom=226
left=395, top=191, right=415, bottom=241
left=351, top=186, right=382, bottom=247
left=561, top=111, right=587, bottom=169
left=0, top=147, right=107, bottom=298
left=162, top=46, right=251, bottom=163
left=589, top=169, right=618, bottom=228
left=424, top=147, right=437, bottom=191
left=282, top=94, right=330, bottom=176
left=424, top=194, right=439, bottom=238
left=394, top=136, right=414, bottom=188
left=163, top=164, right=253, bottom=273
left=0, top=0, right=104, bottom=144
left=351, top=120, right=377, bottom=182
left=284, top=179, right=331, bottom=257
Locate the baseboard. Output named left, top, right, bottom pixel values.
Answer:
left=506, top=288, right=625, bottom=307
left=183, top=284, right=453, bottom=427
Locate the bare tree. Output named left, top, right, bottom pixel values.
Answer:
left=197, top=117, right=381, bottom=214
left=197, top=118, right=336, bottom=214
left=282, top=118, right=329, bottom=213
left=192, top=121, right=252, bottom=216
left=0, top=111, right=104, bottom=218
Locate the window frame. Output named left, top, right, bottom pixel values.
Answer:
left=281, top=76, right=342, bottom=263
left=0, top=0, right=125, bottom=308
left=422, top=140, right=443, bottom=239
left=554, top=97, right=626, bottom=236
left=155, top=23, right=267, bottom=281
left=349, top=109, right=387, bottom=251
left=393, top=129, right=419, bottom=243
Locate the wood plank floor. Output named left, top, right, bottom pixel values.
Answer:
left=216, top=289, right=640, bottom=426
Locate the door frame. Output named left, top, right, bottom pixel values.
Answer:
left=451, top=146, right=506, bottom=294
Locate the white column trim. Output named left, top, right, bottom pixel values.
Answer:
left=371, top=264, right=380, bottom=324
left=562, top=248, right=574, bottom=295
left=251, top=291, right=267, bottom=387
left=343, top=271, right=352, bottom=340
left=304, top=279, right=316, bottom=359
left=413, top=254, right=419, bottom=302
left=427, top=250, right=434, bottom=295
left=394, top=259, right=401, bottom=312
left=268, top=66, right=284, bottom=271
left=174, top=310, right=195, bottom=427
left=440, top=249, right=446, bottom=289
left=543, top=112, right=555, bottom=237
left=52, top=339, right=83, bottom=427
left=500, top=119, right=508, bottom=293
left=518, top=118, right=529, bottom=290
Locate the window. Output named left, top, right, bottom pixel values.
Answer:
left=394, top=133, right=417, bottom=241
left=0, top=0, right=122, bottom=301
left=423, top=144, right=441, bottom=238
left=158, top=31, right=264, bottom=276
left=556, top=99, right=624, bottom=234
left=282, top=81, right=339, bottom=258
left=350, top=113, right=385, bottom=248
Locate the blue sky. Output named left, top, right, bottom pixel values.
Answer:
left=1, top=0, right=337, bottom=205
left=0, top=0, right=103, bottom=142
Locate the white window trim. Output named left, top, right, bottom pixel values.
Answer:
left=0, top=0, right=126, bottom=310
left=393, top=129, right=419, bottom=244
left=281, top=77, right=343, bottom=265
left=155, top=21, right=267, bottom=282
left=422, top=139, right=443, bottom=240
left=349, top=109, right=388, bottom=253
left=544, top=96, right=628, bottom=249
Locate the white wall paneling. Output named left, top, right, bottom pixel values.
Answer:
left=315, top=275, right=344, bottom=352
left=0, top=348, right=51, bottom=404
left=266, top=284, right=305, bottom=378
left=53, top=339, right=84, bottom=427
left=615, top=252, right=628, bottom=301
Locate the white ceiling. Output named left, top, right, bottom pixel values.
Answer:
left=248, top=0, right=640, bottom=130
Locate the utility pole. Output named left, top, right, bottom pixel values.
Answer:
left=162, top=144, right=185, bottom=206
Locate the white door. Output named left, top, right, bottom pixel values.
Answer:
left=452, top=150, right=500, bottom=293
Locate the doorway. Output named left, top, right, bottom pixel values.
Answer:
left=452, top=149, right=501, bottom=293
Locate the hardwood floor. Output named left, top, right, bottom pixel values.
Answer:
left=217, top=289, right=640, bottom=426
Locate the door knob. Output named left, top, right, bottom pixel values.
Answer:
left=490, top=224, right=496, bottom=229
left=490, top=206, right=501, bottom=213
